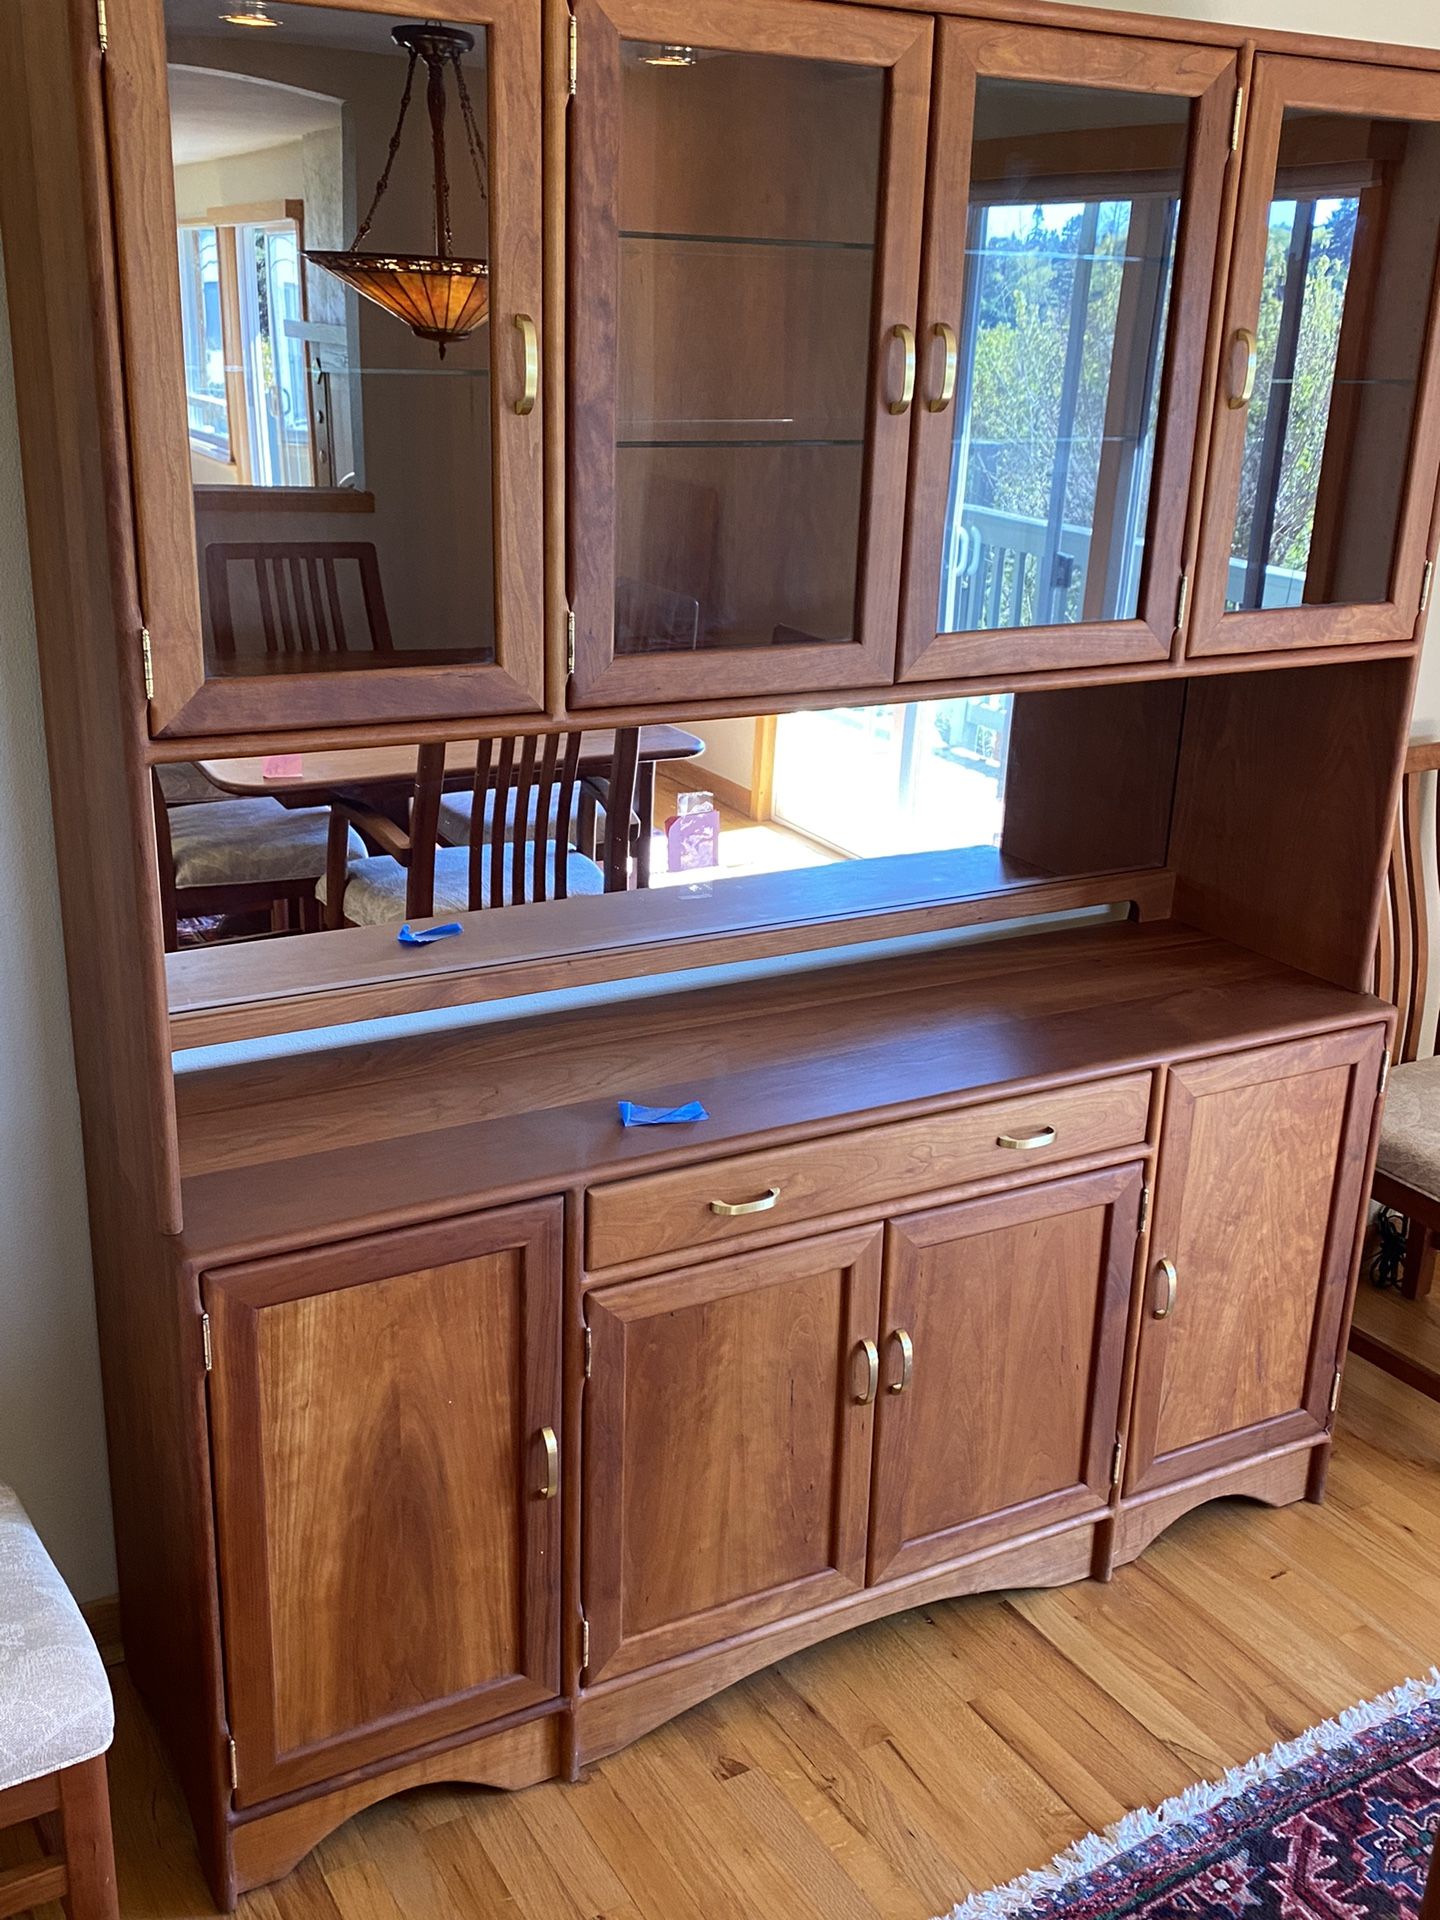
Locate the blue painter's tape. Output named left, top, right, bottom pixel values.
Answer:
left=397, top=921, right=464, bottom=946
left=618, top=1100, right=710, bottom=1127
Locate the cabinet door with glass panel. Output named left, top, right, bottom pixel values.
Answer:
left=108, top=0, right=544, bottom=735
left=566, top=0, right=931, bottom=708
left=898, top=24, right=1238, bottom=682
left=1186, top=59, right=1440, bottom=657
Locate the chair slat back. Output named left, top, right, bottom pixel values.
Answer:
left=404, top=731, right=639, bottom=917
left=206, top=542, right=393, bottom=659
left=1378, top=740, right=1440, bottom=1062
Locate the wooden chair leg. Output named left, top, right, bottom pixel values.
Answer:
left=636, top=764, right=655, bottom=889
left=56, top=1757, right=118, bottom=1920
left=1402, top=1216, right=1438, bottom=1299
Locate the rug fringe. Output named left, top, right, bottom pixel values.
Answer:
left=939, top=1669, right=1440, bottom=1920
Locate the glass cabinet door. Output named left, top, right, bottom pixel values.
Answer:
left=1187, top=58, right=1440, bottom=657
left=108, top=0, right=544, bottom=735
left=567, top=0, right=931, bottom=708
left=898, top=24, right=1237, bottom=683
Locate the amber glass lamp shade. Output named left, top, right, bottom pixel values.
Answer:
left=305, top=252, right=489, bottom=353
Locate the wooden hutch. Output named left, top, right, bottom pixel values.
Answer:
left=1, top=0, right=1436, bottom=1902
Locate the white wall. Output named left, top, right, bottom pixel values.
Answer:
left=3, top=0, right=1440, bottom=1606
left=0, top=240, right=114, bottom=1601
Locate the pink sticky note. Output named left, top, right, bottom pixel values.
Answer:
left=261, top=753, right=304, bottom=780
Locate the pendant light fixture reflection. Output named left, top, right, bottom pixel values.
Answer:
left=305, top=21, right=490, bottom=358
left=219, top=0, right=280, bottom=22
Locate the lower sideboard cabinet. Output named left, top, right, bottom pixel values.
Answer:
left=1125, top=1028, right=1386, bottom=1498
left=581, top=1227, right=885, bottom=1686
left=202, top=1201, right=564, bottom=1807
left=867, top=1163, right=1143, bottom=1583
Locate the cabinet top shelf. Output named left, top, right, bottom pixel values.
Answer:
left=173, top=917, right=1387, bottom=1268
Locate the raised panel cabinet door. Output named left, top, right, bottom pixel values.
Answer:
left=106, top=0, right=546, bottom=735
left=582, top=1227, right=883, bottom=1684
left=204, top=1202, right=563, bottom=1806
left=567, top=0, right=932, bottom=708
left=898, top=22, right=1237, bottom=682
left=1186, top=59, right=1440, bottom=657
left=1126, top=1028, right=1385, bottom=1495
left=867, top=1164, right=1141, bottom=1586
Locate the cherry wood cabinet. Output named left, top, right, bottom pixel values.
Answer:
left=1126, top=1029, right=1383, bottom=1494
left=868, top=1164, right=1141, bottom=1583
left=203, top=1203, right=563, bottom=1804
left=566, top=0, right=932, bottom=708
left=1186, top=58, right=1440, bottom=658
left=581, top=1227, right=882, bottom=1682
left=106, top=0, right=548, bottom=736
left=898, top=23, right=1237, bottom=683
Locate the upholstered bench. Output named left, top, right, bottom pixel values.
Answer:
left=0, top=1486, right=117, bottom=1918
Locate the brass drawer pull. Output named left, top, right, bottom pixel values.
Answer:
left=1153, top=1257, right=1178, bottom=1320
left=888, top=1327, right=914, bottom=1394
left=709, top=1185, right=780, bottom=1217
left=537, top=1425, right=559, bottom=1499
left=855, top=1338, right=879, bottom=1406
left=1228, top=326, right=1257, bottom=409
left=889, top=322, right=917, bottom=415
left=514, top=313, right=539, bottom=416
left=997, top=1125, right=1056, bottom=1151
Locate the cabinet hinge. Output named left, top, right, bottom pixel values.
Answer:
left=583, top=1323, right=592, bottom=1379
left=1329, top=1365, right=1343, bottom=1417
left=1231, top=85, right=1245, bottom=151
left=566, top=609, right=576, bottom=676
left=140, top=627, right=154, bottom=701
left=1422, top=558, right=1434, bottom=615
left=579, top=1614, right=590, bottom=1678
left=201, top=1312, right=213, bottom=1374
left=1379, top=1046, right=1391, bottom=1098
left=227, top=1736, right=239, bottom=1791
left=96, top=0, right=108, bottom=51
left=567, top=14, right=577, bottom=95
left=1138, top=1182, right=1151, bottom=1237
left=1173, top=571, right=1190, bottom=638
left=1110, top=1438, right=1124, bottom=1490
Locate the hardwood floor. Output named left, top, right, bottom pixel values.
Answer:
left=35, top=1354, right=1440, bottom=1920
left=1351, top=1273, right=1440, bottom=1382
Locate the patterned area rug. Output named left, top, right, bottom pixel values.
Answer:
left=946, top=1675, right=1440, bottom=1920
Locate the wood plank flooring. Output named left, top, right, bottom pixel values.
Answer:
left=34, top=1354, right=1440, bottom=1920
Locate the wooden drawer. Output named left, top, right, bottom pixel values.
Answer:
left=586, top=1073, right=1152, bottom=1270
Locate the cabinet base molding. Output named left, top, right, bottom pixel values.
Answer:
left=1109, top=1442, right=1319, bottom=1569
left=222, top=1709, right=562, bottom=1903
left=574, top=1520, right=1103, bottom=1770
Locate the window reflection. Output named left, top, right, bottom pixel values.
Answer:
left=1227, top=110, right=1440, bottom=611
left=938, top=79, right=1187, bottom=637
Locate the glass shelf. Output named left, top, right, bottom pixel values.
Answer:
left=620, top=228, right=874, bottom=253
left=617, top=436, right=866, bottom=449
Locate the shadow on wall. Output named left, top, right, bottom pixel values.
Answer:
left=0, top=240, right=114, bottom=1603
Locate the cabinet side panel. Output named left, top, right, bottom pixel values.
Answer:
left=0, top=0, right=221, bottom=1888
left=1168, top=657, right=1416, bottom=989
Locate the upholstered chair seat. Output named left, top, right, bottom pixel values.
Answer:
left=167, top=798, right=363, bottom=890
left=0, top=1485, right=113, bottom=1793
left=1375, top=1055, right=1440, bottom=1203
left=437, top=785, right=563, bottom=847
left=318, top=843, right=606, bottom=927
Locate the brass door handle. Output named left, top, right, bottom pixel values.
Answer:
left=709, top=1185, right=780, bottom=1217
left=888, top=1327, right=914, bottom=1394
left=997, top=1125, right=1056, bottom=1151
left=1153, top=1257, right=1178, bottom=1320
left=929, top=321, right=959, bottom=413
left=514, top=313, right=539, bottom=416
left=1228, top=327, right=1257, bottom=410
left=855, top=1338, right=879, bottom=1406
left=889, top=323, right=917, bottom=415
left=537, top=1425, right=559, bottom=1499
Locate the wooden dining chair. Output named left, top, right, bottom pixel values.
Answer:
left=151, top=773, right=364, bottom=951
left=319, top=730, right=641, bottom=929
left=204, top=541, right=393, bottom=661
left=1354, top=738, right=1440, bottom=1395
